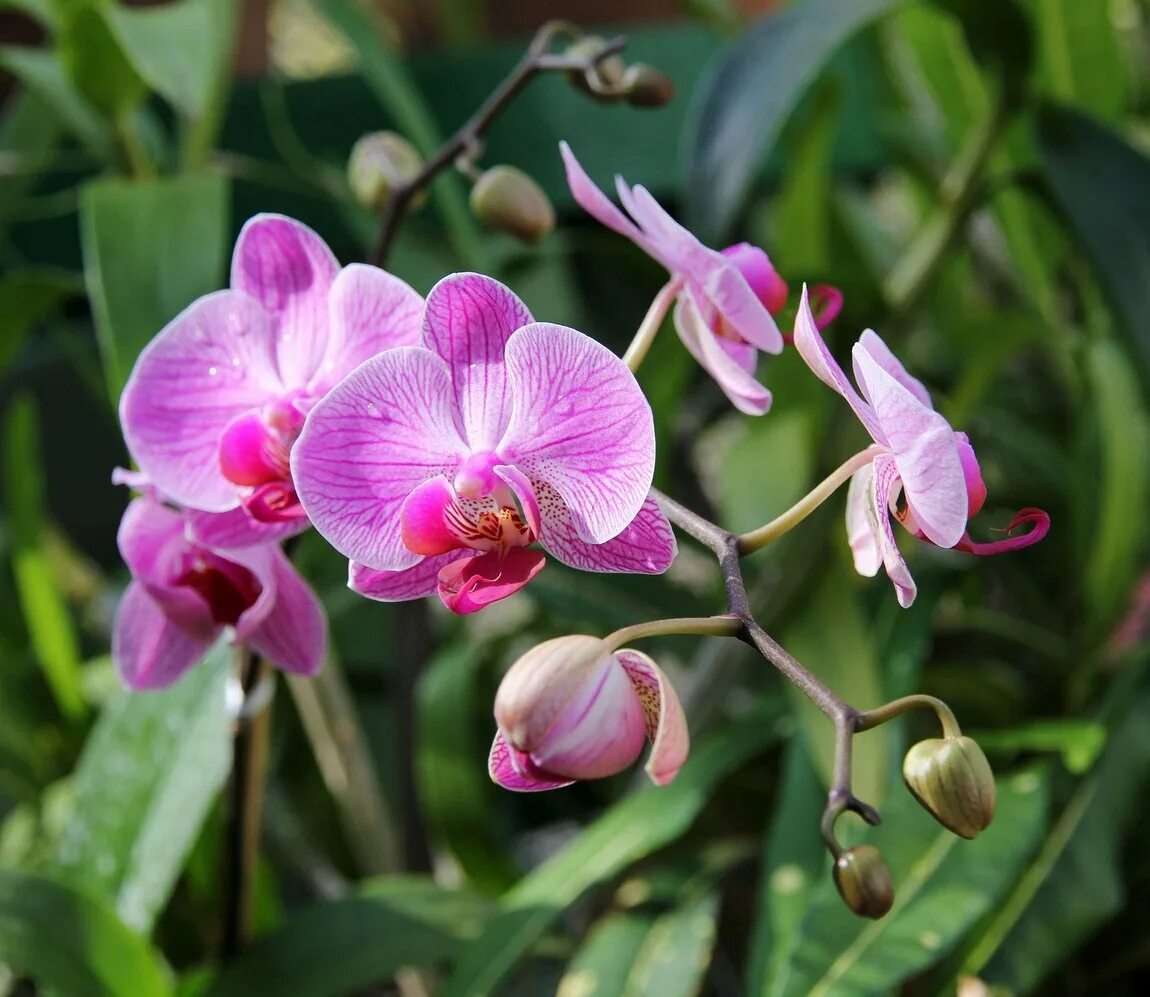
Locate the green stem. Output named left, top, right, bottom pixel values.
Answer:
left=624, top=279, right=679, bottom=371
left=855, top=694, right=961, bottom=740
left=604, top=614, right=742, bottom=650
left=114, top=112, right=156, bottom=181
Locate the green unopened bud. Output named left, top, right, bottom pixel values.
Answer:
left=348, top=131, right=424, bottom=213
left=470, top=166, right=555, bottom=244
left=621, top=64, right=675, bottom=108
left=565, top=36, right=627, bottom=102
left=833, top=845, right=894, bottom=919
left=903, top=736, right=996, bottom=839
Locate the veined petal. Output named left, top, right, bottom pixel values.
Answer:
left=560, top=142, right=652, bottom=253
left=845, top=464, right=882, bottom=577
left=242, top=549, right=327, bottom=676
left=499, top=323, right=654, bottom=544
left=291, top=347, right=468, bottom=571
left=184, top=506, right=308, bottom=550
left=437, top=547, right=546, bottom=615
left=489, top=730, right=574, bottom=792
left=120, top=291, right=281, bottom=511
left=350, top=554, right=457, bottom=602
left=869, top=454, right=917, bottom=608
left=856, top=329, right=932, bottom=406
left=317, top=263, right=423, bottom=392
left=422, top=273, right=534, bottom=450
left=230, top=214, right=340, bottom=387
left=537, top=488, right=676, bottom=574
left=853, top=345, right=966, bottom=549
left=113, top=582, right=216, bottom=690
left=673, top=294, right=772, bottom=415
left=616, top=649, right=689, bottom=786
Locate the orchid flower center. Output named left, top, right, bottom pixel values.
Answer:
left=218, top=399, right=308, bottom=523
left=174, top=550, right=262, bottom=626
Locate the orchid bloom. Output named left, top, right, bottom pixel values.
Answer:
left=794, top=286, right=1048, bottom=607
left=290, top=272, right=676, bottom=615
left=488, top=635, right=688, bottom=791
left=561, top=143, right=841, bottom=415
left=119, top=214, right=423, bottom=550
left=113, top=494, right=326, bottom=690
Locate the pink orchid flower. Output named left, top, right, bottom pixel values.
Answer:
left=119, top=214, right=423, bottom=550
left=794, top=286, right=1048, bottom=607
left=113, top=495, right=326, bottom=690
left=561, top=143, right=842, bottom=415
left=488, top=636, right=688, bottom=791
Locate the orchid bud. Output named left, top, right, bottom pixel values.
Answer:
left=833, top=845, right=894, bottom=919
left=621, top=64, right=676, bottom=108
left=721, top=242, right=790, bottom=315
left=489, top=636, right=688, bottom=792
left=470, top=166, right=555, bottom=244
left=565, top=36, right=627, bottom=102
left=348, top=131, right=424, bottom=213
left=903, top=736, right=996, bottom=839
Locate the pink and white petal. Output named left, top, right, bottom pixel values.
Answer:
left=494, top=464, right=541, bottom=537
left=421, top=273, right=534, bottom=450
left=113, top=582, right=217, bottom=691
left=437, top=548, right=546, bottom=615
left=717, top=334, right=758, bottom=374
left=241, top=551, right=327, bottom=676
left=499, top=323, right=655, bottom=544
left=488, top=730, right=575, bottom=792
left=616, top=649, right=689, bottom=786
left=318, top=263, right=424, bottom=391
left=184, top=506, right=309, bottom=551
left=856, top=329, right=932, bottom=407
left=673, top=294, right=772, bottom=416
left=290, top=347, right=468, bottom=571
left=538, top=488, right=676, bottom=574
left=120, top=291, right=282, bottom=511
left=350, top=553, right=459, bottom=602
left=696, top=264, right=784, bottom=354
left=845, top=465, right=882, bottom=577
left=870, top=454, right=917, bottom=608
left=560, top=142, right=653, bottom=254
left=791, top=285, right=884, bottom=442
left=853, top=346, right=966, bottom=549
left=955, top=432, right=988, bottom=518
left=230, top=214, right=340, bottom=387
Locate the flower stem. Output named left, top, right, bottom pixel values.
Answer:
left=738, top=447, right=880, bottom=554
left=623, top=280, right=680, bottom=371
left=855, top=694, right=962, bottom=739
left=604, top=614, right=741, bottom=649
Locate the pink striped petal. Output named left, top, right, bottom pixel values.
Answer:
left=499, top=323, right=654, bottom=544
left=290, top=347, right=468, bottom=571
left=722, top=243, right=789, bottom=315
left=853, top=345, right=966, bottom=549
left=437, top=548, right=546, bottom=615
left=955, top=432, right=988, bottom=518
left=230, top=214, right=340, bottom=388
left=560, top=142, right=651, bottom=252
left=537, top=488, right=676, bottom=574
left=184, top=506, right=308, bottom=550
left=673, top=294, right=772, bottom=415
left=119, top=291, right=282, bottom=511
left=350, top=554, right=458, bottom=602
left=488, top=730, right=574, bottom=792
left=856, top=329, right=932, bottom=407
left=617, top=649, right=689, bottom=786
left=845, top=465, right=882, bottom=578
left=494, top=464, right=541, bottom=538
left=241, top=549, right=327, bottom=676
left=870, top=454, right=917, bottom=608
left=113, top=581, right=216, bottom=690
left=422, top=273, right=534, bottom=450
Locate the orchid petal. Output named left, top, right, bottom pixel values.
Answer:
left=673, top=294, right=772, bottom=415
left=856, top=329, right=932, bottom=407
left=350, top=553, right=460, bottom=602
left=488, top=730, right=574, bottom=792
left=809, top=284, right=843, bottom=330
left=400, top=476, right=463, bottom=556
left=956, top=507, right=1051, bottom=555
left=537, top=488, right=676, bottom=574
left=869, top=454, right=917, bottom=608
left=616, top=649, right=689, bottom=786
left=560, top=142, right=650, bottom=251
left=437, top=547, right=546, bottom=615
left=230, top=214, right=340, bottom=387
left=494, top=464, right=541, bottom=538
left=499, top=323, right=654, bottom=544
left=846, top=464, right=882, bottom=577
left=184, top=506, right=308, bottom=550
left=291, top=347, right=468, bottom=571
left=119, top=291, right=281, bottom=511
left=242, top=549, right=327, bottom=675
left=955, top=432, right=988, bottom=518
left=113, top=582, right=216, bottom=690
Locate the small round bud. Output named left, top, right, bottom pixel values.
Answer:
left=470, top=166, right=555, bottom=244
left=903, top=736, right=996, bottom=839
left=621, top=64, right=676, bottom=108
left=347, top=131, right=424, bottom=213
left=833, top=845, right=894, bottom=919
left=565, top=36, right=627, bottom=102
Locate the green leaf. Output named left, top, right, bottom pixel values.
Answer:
left=208, top=878, right=492, bottom=997
left=80, top=173, right=230, bottom=401
left=57, top=4, right=148, bottom=120
left=973, top=720, right=1107, bottom=775
left=559, top=911, right=657, bottom=997
left=683, top=0, right=905, bottom=241
left=52, top=640, right=232, bottom=933
left=1038, top=103, right=1150, bottom=386
left=1027, top=0, right=1125, bottom=119
left=0, top=868, right=171, bottom=997
left=774, top=768, right=1048, bottom=996
left=2, top=394, right=87, bottom=720
left=445, top=712, right=784, bottom=997
left=0, top=268, right=81, bottom=376
left=625, top=886, right=721, bottom=997
left=104, top=0, right=235, bottom=118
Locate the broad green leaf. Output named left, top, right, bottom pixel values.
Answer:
left=0, top=90, right=62, bottom=231
left=80, top=173, right=230, bottom=400
left=57, top=4, right=148, bottom=119
left=684, top=0, right=905, bottom=241
left=53, top=640, right=232, bottom=933
left=625, top=887, right=721, bottom=997
left=559, top=912, right=657, bottom=997
left=1027, top=0, right=1125, bottom=120
left=0, top=868, right=171, bottom=997
left=1038, top=103, right=1150, bottom=386
left=973, top=720, right=1106, bottom=775
left=3, top=394, right=86, bottom=720
left=967, top=691, right=1150, bottom=991
left=0, top=0, right=55, bottom=27
left=445, top=712, right=784, bottom=997
left=208, top=878, right=492, bottom=997
left=776, top=768, right=1048, bottom=997
left=105, top=0, right=236, bottom=118
left=0, top=268, right=80, bottom=376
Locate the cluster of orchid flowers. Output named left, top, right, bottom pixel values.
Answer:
left=113, top=145, right=1048, bottom=796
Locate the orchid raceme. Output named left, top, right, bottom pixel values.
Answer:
left=112, top=494, right=326, bottom=690
left=290, top=272, right=676, bottom=615
left=119, top=213, right=424, bottom=550
left=489, top=635, right=688, bottom=791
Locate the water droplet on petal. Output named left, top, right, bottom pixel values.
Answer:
left=208, top=366, right=218, bottom=376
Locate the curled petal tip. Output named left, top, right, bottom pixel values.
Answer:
left=809, top=284, right=844, bottom=330
left=956, top=507, right=1050, bottom=556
